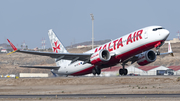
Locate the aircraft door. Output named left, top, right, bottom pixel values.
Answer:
left=144, top=30, right=148, bottom=39
left=158, top=30, right=161, bottom=36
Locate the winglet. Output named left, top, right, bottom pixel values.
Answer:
left=168, top=41, right=174, bottom=56
left=7, top=39, right=17, bottom=55
left=7, top=39, right=17, bottom=51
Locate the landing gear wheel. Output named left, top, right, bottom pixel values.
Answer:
left=92, top=69, right=96, bottom=76
left=95, top=66, right=101, bottom=75
left=124, top=69, right=128, bottom=75
left=119, top=69, right=128, bottom=76
left=156, top=51, right=160, bottom=55
left=119, top=69, right=124, bottom=75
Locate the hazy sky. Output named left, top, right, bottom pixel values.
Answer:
left=0, top=0, right=180, bottom=49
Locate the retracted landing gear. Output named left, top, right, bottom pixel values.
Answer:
left=119, top=64, right=128, bottom=76
left=92, top=66, right=101, bottom=76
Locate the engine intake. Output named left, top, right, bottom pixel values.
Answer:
left=90, top=49, right=111, bottom=65
left=137, top=50, right=156, bottom=66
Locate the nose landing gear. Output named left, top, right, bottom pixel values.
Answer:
left=156, top=50, right=160, bottom=55
left=155, top=42, right=162, bottom=55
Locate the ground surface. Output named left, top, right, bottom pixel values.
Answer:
left=0, top=76, right=180, bottom=100
left=1, top=76, right=180, bottom=95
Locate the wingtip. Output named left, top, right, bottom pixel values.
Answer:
left=7, top=39, right=17, bottom=51
left=7, top=50, right=17, bottom=55
left=7, top=39, right=10, bottom=43
left=171, top=53, right=174, bottom=57
left=168, top=41, right=172, bottom=53
left=168, top=41, right=174, bottom=57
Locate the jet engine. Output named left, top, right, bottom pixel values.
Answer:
left=90, top=49, right=111, bottom=65
left=137, top=50, right=156, bottom=66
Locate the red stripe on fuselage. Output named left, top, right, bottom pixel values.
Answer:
left=71, top=66, right=95, bottom=76
left=101, top=40, right=165, bottom=66
left=71, top=40, right=165, bottom=76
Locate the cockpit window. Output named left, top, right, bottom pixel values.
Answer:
left=153, top=27, right=164, bottom=31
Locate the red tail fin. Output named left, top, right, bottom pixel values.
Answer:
left=7, top=39, right=17, bottom=51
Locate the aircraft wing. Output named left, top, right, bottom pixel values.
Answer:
left=19, top=65, right=60, bottom=70
left=16, top=50, right=92, bottom=62
left=7, top=39, right=92, bottom=63
left=159, top=51, right=174, bottom=56
left=159, top=41, right=174, bottom=56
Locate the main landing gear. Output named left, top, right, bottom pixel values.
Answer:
left=156, top=47, right=161, bottom=55
left=92, top=66, right=101, bottom=76
left=119, top=64, right=128, bottom=76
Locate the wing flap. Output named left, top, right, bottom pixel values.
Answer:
left=16, top=50, right=92, bottom=61
left=19, top=65, right=60, bottom=70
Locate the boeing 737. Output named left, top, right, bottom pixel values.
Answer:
left=7, top=26, right=173, bottom=76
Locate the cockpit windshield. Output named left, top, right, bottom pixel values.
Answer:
left=152, top=27, right=164, bottom=31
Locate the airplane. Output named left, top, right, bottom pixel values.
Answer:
left=7, top=26, right=173, bottom=76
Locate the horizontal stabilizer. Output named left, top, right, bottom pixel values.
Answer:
left=19, top=66, right=60, bottom=70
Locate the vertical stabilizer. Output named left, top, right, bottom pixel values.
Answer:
left=48, top=29, right=68, bottom=53
left=48, top=29, right=71, bottom=67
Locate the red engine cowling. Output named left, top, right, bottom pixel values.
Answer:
left=90, top=49, right=111, bottom=65
left=137, top=50, right=156, bottom=66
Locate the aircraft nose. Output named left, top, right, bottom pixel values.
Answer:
left=160, top=29, right=169, bottom=39
left=164, top=29, right=170, bottom=36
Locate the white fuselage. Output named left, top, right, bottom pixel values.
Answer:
left=53, top=26, right=169, bottom=76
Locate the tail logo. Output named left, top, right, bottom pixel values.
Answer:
left=53, top=41, right=61, bottom=53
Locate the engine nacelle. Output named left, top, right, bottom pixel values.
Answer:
left=90, top=49, right=111, bottom=65
left=137, top=50, right=156, bottom=66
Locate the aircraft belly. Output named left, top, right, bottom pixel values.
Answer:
left=57, top=62, right=93, bottom=75
left=69, top=64, right=93, bottom=74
